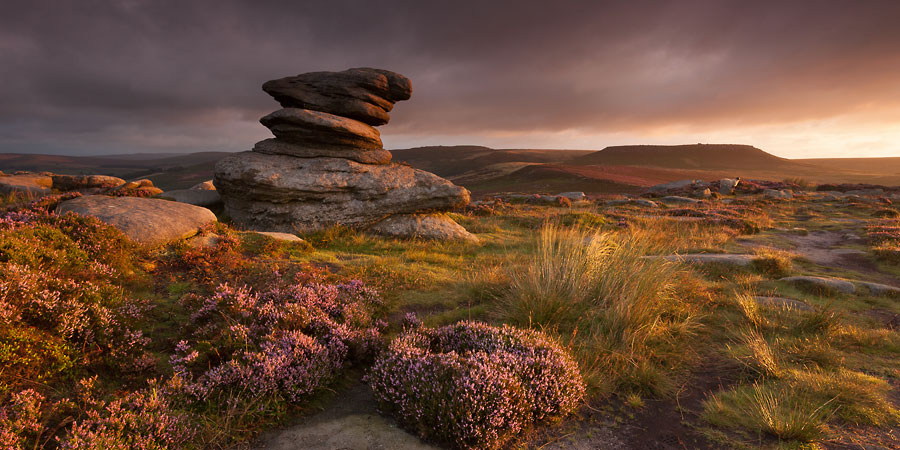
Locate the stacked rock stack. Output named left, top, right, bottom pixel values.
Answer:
left=214, top=68, right=475, bottom=241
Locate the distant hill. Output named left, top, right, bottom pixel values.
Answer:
left=572, top=144, right=798, bottom=170
left=4, top=144, right=900, bottom=196
left=390, top=146, right=593, bottom=177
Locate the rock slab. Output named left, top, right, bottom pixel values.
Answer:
left=253, top=138, right=392, bottom=164
left=260, top=108, right=382, bottom=150
left=262, top=67, right=412, bottom=126
left=57, top=195, right=217, bottom=246
left=215, top=152, right=469, bottom=232
left=368, top=214, right=478, bottom=242
left=780, top=276, right=856, bottom=294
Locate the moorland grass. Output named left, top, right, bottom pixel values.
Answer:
left=494, top=224, right=703, bottom=395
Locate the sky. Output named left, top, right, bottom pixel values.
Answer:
left=1, top=0, right=900, bottom=158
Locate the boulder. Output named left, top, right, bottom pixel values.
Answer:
left=51, top=174, right=125, bottom=191
left=214, top=152, right=470, bottom=232
left=764, top=189, right=793, bottom=199
left=857, top=281, right=900, bottom=296
left=190, top=180, right=216, bottom=190
left=556, top=192, right=586, bottom=201
left=633, top=199, right=659, bottom=208
left=780, top=276, right=856, bottom=294
left=368, top=214, right=477, bottom=242
left=157, top=189, right=222, bottom=207
left=253, top=138, right=392, bottom=165
left=260, top=108, right=382, bottom=150
left=719, top=178, right=739, bottom=195
left=0, top=174, right=52, bottom=196
left=57, top=195, right=217, bottom=246
left=262, top=67, right=412, bottom=126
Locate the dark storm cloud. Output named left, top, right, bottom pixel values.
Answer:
left=1, top=0, right=900, bottom=155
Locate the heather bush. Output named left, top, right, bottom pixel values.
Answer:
left=172, top=279, right=384, bottom=430
left=367, top=321, right=584, bottom=449
left=60, top=377, right=196, bottom=450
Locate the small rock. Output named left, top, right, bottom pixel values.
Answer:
left=633, top=199, right=659, bottom=208
left=57, top=195, right=217, bottom=246
left=247, top=231, right=305, bottom=242
left=190, top=180, right=216, bottom=190
left=719, top=178, right=739, bottom=195
left=699, top=188, right=712, bottom=198
left=556, top=192, right=586, bottom=201
left=186, top=234, right=221, bottom=249
left=368, top=214, right=477, bottom=242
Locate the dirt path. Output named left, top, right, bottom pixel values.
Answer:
left=252, top=382, right=437, bottom=450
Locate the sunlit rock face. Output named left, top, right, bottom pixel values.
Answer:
left=215, top=68, right=474, bottom=240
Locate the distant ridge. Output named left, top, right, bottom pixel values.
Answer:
left=572, top=144, right=793, bottom=170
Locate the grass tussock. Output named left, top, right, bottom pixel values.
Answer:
left=495, top=224, right=702, bottom=396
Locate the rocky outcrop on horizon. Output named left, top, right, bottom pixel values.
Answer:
left=214, top=68, right=474, bottom=240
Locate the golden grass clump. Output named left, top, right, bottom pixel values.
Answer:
left=498, top=224, right=702, bottom=395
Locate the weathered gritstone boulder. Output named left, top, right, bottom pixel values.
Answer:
left=215, top=152, right=469, bottom=232
left=253, top=138, right=391, bottom=165
left=260, top=108, right=382, bottom=150
left=51, top=174, right=126, bottom=191
left=368, top=214, right=478, bottom=242
left=0, top=174, right=52, bottom=195
left=57, top=195, right=217, bottom=246
left=216, top=68, right=473, bottom=240
left=262, top=67, right=412, bottom=126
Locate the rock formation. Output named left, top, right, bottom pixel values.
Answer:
left=215, top=68, right=473, bottom=240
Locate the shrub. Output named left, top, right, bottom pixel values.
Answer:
left=174, top=280, right=384, bottom=417
left=60, top=377, right=196, bottom=449
left=367, top=321, right=584, bottom=449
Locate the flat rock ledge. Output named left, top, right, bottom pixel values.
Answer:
left=368, top=214, right=477, bottom=242
left=857, top=281, right=900, bottom=296
left=57, top=195, right=217, bottom=246
left=779, top=276, right=857, bottom=294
